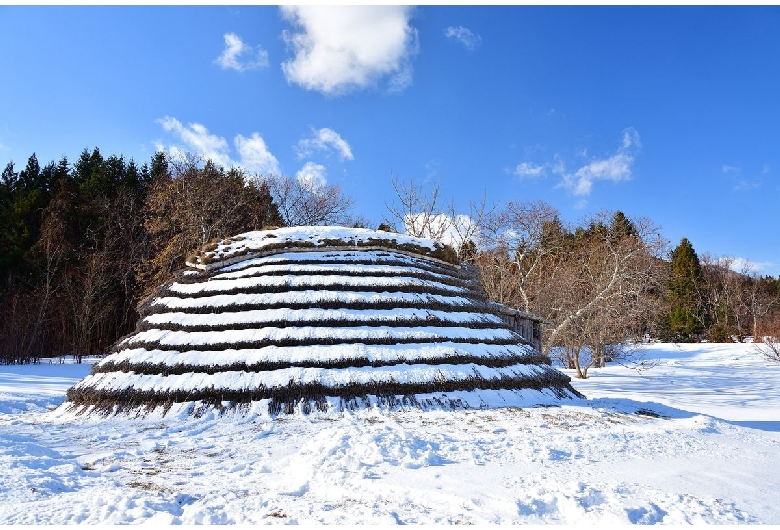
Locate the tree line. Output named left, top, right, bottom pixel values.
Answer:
left=0, top=149, right=355, bottom=363
left=383, top=178, right=780, bottom=377
left=2, top=151, right=779, bottom=372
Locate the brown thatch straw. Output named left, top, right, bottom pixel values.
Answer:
left=62, top=228, right=582, bottom=417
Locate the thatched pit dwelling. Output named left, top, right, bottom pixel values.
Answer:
left=62, top=226, right=582, bottom=416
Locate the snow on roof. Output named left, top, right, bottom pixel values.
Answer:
left=62, top=226, right=577, bottom=417
left=187, top=226, right=460, bottom=270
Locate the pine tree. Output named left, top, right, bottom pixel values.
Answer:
left=149, top=151, right=168, bottom=183
left=668, top=237, right=706, bottom=341
left=609, top=210, right=638, bottom=241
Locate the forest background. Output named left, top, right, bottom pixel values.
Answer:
left=2, top=149, right=779, bottom=376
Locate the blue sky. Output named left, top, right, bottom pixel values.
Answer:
left=1, top=5, right=778, bottom=275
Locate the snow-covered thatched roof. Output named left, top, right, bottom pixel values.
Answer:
left=63, top=226, right=581, bottom=416
left=186, top=226, right=460, bottom=270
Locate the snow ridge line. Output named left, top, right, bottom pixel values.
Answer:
left=212, top=265, right=459, bottom=283
left=66, top=365, right=580, bottom=414
left=189, top=243, right=461, bottom=271
left=102, top=342, right=538, bottom=368
left=166, top=274, right=470, bottom=297
left=212, top=258, right=468, bottom=281
left=212, top=251, right=470, bottom=279
left=141, top=293, right=480, bottom=315
left=158, top=280, right=471, bottom=301
left=93, top=351, right=550, bottom=377
left=136, top=316, right=507, bottom=334
left=117, top=333, right=525, bottom=354
left=140, top=307, right=504, bottom=327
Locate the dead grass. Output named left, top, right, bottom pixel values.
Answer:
left=192, top=235, right=461, bottom=268
left=67, top=369, right=581, bottom=417
left=71, top=232, right=574, bottom=417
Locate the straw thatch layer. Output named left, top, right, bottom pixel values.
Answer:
left=65, top=366, right=581, bottom=416
left=63, top=227, right=581, bottom=417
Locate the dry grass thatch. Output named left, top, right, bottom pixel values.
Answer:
left=63, top=228, right=581, bottom=416
left=65, top=369, right=582, bottom=416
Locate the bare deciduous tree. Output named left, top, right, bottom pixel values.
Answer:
left=755, top=336, right=780, bottom=363
left=477, top=204, right=667, bottom=376
left=480, top=200, right=564, bottom=314
left=544, top=212, right=667, bottom=363
left=699, top=254, right=753, bottom=341
left=747, top=275, right=780, bottom=339
left=259, top=174, right=353, bottom=227
left=63, top=250, right=117, bottom=361
left=384, top=175, right=491, bottom=253
left=474, top=248, right=521, bottom=306
left=557, top=267, right=663, bottom=378
left=385, top=175, right=451, bottom=240
left=140, top=155, right=282, bottom=295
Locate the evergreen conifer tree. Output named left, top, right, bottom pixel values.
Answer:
left=668, top=237, right=706, bottom=341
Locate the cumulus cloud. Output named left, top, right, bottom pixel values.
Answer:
left=403, top=213, right=479, bottom=250
left=444, top=26, right=482, bottom=50
left=280, top=6, right=418, bottom=96
left=723, top=257, right=773, bottom=274
left=559, top=128, right=641, bottom=196
left=296, top=128, right=354, bottom=160
left=158, top=116, right=232, bottom=168
left=551, top=156, right=567, bottom=176
left=722, top=163, right=763, bottom=191
left=513, top=162, right=546, bottom=179
left=234, top=133, right=280, bottom=175
left=296, top=161, right=327, bottom=191
left=157, top=116, right=280, bottom=175
left=215, top=33, right=269, bottom=72
left=734, top=179, right=760, bottom=191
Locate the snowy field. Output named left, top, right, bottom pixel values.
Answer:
left=1, top=343, right=778, bottom=524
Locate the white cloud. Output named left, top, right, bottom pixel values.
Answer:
left=234, top=133, right=280, bottom=175
left=158, top=116, right=232, bottom=169
left=157, top=116, right=279, bottom=175
left=559, top=128, right=640, bottom=196
left=296, top=128, right=354, bottom=160
left=403, top=213, right=479, bottom=249
left=444, top=26, right=482, bottom=50
left=513, top=162, right=546, bottom=179
left=296, top=161, right=327, bottom=191
left=622, top=127, right=641, bottom=150
left=215, top=33, right=269, bottom=72
left=424, top=159, right=441, bottom=180
left=723, top=257, right=773, bottom=274
left=722, top=164, right=766, bottom=191
left=280, top=6, right=418, bottom=96
left=734, top=179, right=760, bottom=191
left=551, top=156, right=567, bottom=176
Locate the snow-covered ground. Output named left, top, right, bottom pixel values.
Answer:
left=1, top=343, right=778, bottom=524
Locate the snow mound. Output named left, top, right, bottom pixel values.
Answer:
left=185, top=226, right=460, bottom=270
left=61, top=226, right=581, bottom=417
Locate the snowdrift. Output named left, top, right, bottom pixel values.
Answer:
left=61, top=226, right=581, bottom=416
